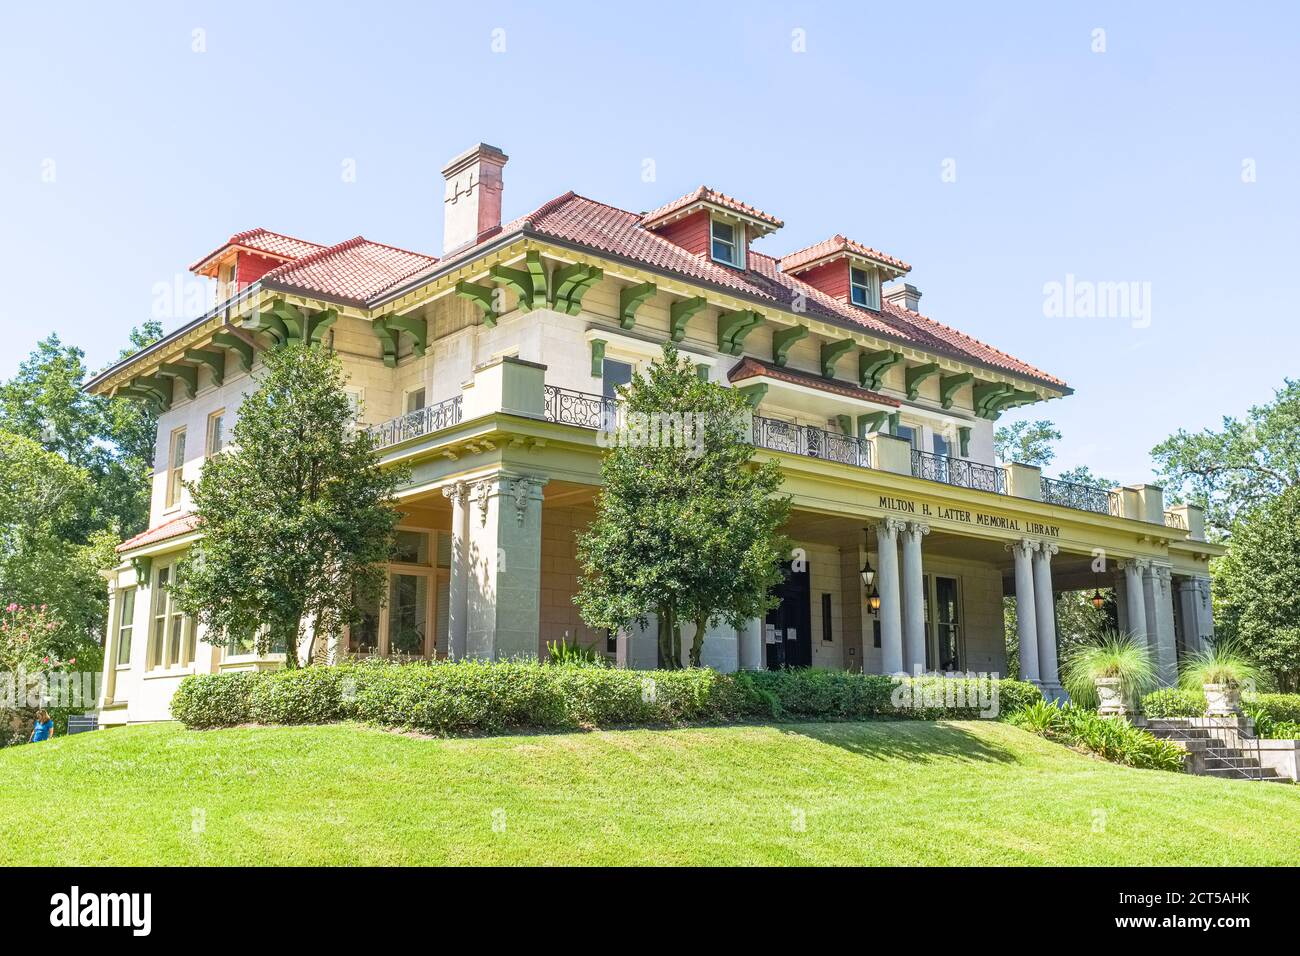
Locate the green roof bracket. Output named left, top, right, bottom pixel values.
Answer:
left=371, top=317, right=399, bottom=368
left=590, top=339, right=606, bottom=378
left=618, top=281, right=656, bottom=330
left=669, top=296, right=706, bottom=342
left=820, top=339, right=855, bottom=378
left=939, top=372, right=974, bottom=409
left=386, top=314, right=428, bottom=355
left=211, top=332, right=254, bottom=373
left=718, top=309, right=762, bottom=355
left=771, top=325, right=807, bottom=367
left=858, top=411, right=889, bottom=438
left=456, top=280, right=499, bottom=328
left=736, top=383, right=768, bottom=408
left=156, top=363, right=198, bottom=400
left=859, top=349, right=903, bottom=390
left=306, top=308, right=338, bottom=346
left=905, top=362, right=941, bottom=400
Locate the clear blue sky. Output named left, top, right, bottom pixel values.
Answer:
left=2, top=1, right=1296, bottom=481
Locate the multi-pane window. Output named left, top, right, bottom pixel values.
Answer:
left=206, top=410, right=225, bottom=457
left=116, top=588, right=136, bottom=666
left=166, top=428, right=186, bottom=508
left=933, top=433, right=951, bottom=458
left=710, top=218, right=742, bottom=267
left=149, top=565, right=195, bottom=670
left=850, top=267, right=876, bottom=308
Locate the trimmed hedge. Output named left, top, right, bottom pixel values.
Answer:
left=1140, top=688, right=1300, bottom=727
left=171, top=661, right=1041, bottom=736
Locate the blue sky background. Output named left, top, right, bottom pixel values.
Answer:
left=2, top=1, right=1296, bottom=481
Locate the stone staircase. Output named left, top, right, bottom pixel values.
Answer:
left=1143, top=717, right=1290, bottom=783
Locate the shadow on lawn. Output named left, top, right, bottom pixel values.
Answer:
left=781, top=720, right=1020, bottom=766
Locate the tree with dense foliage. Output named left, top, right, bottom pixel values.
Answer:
left=0, top=325, right=160, bottom=538
left=171, top=345, right=404, bottom=668
left=994, top=419, right=1061, bottom=467
left=1211, top=486, right=1300, bottom=691
left=575, top=344, right=791, bottom=668
left=1152, top=378, right=1300, bottom=538
left=0, top=430, right=116, bottom=652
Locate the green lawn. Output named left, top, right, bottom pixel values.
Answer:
left=1, top=720, right=1296, bottom=865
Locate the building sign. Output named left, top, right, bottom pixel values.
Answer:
left=878, top=495, right=1060, bottom=538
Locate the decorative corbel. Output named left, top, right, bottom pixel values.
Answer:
left=820, top=339, right=855, bottom=378
left=618, top=281, right=656, bottom=330
left=669, top=296, right=706, bottom=342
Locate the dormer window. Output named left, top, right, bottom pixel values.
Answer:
left=710, top=218, right=744, bottom=268
left=850, top=266, right=878, bottom=309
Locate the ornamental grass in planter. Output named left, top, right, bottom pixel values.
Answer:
left=1179, top=641, right=1260, bottom=717
left=1061, top=632, right=1157, bottom=716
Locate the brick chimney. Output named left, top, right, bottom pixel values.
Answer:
left=884, top=282, right=922, bottom=312
left=441, top=143, right=508, bottom=254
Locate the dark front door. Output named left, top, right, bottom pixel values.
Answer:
left=765, top=564, right=812, bottom=669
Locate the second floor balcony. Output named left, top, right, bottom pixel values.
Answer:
left=364, top=363, right=1204, bottom=539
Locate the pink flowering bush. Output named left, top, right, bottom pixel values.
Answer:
left=1, top=603, right=82, bottom=746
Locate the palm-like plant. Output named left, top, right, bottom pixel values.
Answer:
left=1179, top=640, right=1259, bottom=690
left=1061, top=631, right=1158, bottom=709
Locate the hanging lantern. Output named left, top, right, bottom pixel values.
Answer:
left=1090, top=588, right=1105, bottom=610
left=859, top=527, right=875, bottom=588
left=868, top=587, right=881, bottom=613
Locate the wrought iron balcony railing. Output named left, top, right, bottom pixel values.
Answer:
left=543, top=385, right=621, bottom=430
left=1040, top=475, right=1123, bottom=517
left=367, top=395, right=463, bottom=449
left=1164, top=510, right=1188, bottom=530
left=911, top=449, right=1007, bottom=494
left=751, top=416, right=872, bottom=469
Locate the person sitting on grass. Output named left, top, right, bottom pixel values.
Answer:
left=30, top=709, right=53, bottom=743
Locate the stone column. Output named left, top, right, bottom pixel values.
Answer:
left=1123, top=560, right=1148, bottom=646
left=901, top=521, right=929, bottom=674
left=441, top=481, right=471, bottom=660
left=464, top=473, right=549, bottom=661
left=1008, top=539, right=1040, bottom=684
left=738, top=617, right=764, bottom=671
left=1146, top=565, right=1178, bottom=686
left=1176, top=577, right=1203, bottom=656
left=1032, top=542, right=1063, bottom=700
left=1193, top=575, right=1215, bottom=649
left=875, top=518, right=904, bottom=674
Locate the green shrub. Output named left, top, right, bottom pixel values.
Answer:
left=1252, top=693, right=1300, bottom=725
left=248, top=667, right=346, bottom=725
left=171, top=672, right=259, bottom=728
left=1011, top=702, right=1186, bottom=772
left=544, top=638, right=607, bottom=667
left=1140, top=688, right=1206, bottom=717
left=170, top=663, right=1044, bottom=734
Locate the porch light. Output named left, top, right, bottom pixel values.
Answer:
left=868, top=587, right=881, bottom=613
left=859, top=528, right=875, bottom=588
left=1090, top=588, right=1105, bottom=610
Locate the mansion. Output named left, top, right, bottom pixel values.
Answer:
left=87, top=144, right=1221, bottom=723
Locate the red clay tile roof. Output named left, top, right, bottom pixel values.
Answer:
left=117, top=512, right=200, bottom=553
left=391, top=193, right=1063, bottom=389
left=189, top=228, right=327, bottom=273
left=641, top=186, right=784, bottom=230
left=195, top=196, right=1062, bottom=390
left=728, top=357, right=901, bottom=407
left=260, top=237, right=438, bottom=305
left=780, top=235, right=911, bottom=275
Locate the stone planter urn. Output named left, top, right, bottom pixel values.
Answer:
left=1095, top=677, right=1127, bottom=716
left=1204, top=683, right=1241, bottom=717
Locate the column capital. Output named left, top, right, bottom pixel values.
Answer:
left=1007, top=538, right=1037, bottom=559
left=1132, top=557, right=1153, bottom=572
left=878, top=517, right=907, bottom=538
left=1034, top=541, right=1059, bottom=560
left=904, top=520, right=930, bottom=538
left=441, top=479, right=471, bottom=505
